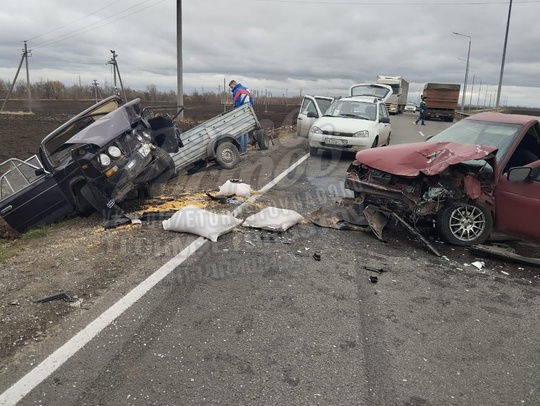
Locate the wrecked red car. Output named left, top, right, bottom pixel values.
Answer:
left=345, top=112, right=540, bottom=246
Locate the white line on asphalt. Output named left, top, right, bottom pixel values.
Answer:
left=0, top=152, right=310, bottom=406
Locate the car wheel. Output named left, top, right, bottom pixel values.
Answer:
left=371, top=137, right=379, bottom=148
left=155, top=146, right=177, bottom=177
left=435, top=202, right=492, bottom=246
left=256, top=129, right=270, bottom=150
left=147, top=147, right=177, bottom=197
left=309, top=146, right=318, bottom=156
left=215, top=141, right=240, bottom=169
left=385, top=133, right=391, bottom=146
left=80, top=183, right=111, bottom=215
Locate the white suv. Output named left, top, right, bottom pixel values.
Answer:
left=308, top=83, right=392, bottom=156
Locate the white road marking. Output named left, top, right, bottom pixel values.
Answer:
left=0, top=152, right=310, bottom=406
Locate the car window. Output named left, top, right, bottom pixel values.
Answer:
left=0, top=156, right=45, bottom=201
left=379, top=103, right=389, bottom=120
left=300, top=99, right=317, bottom=116
left=316, top=98, right=333, bottom=115
left=326, top=100, right=376, bottom=120
left=427, top=119, right=521, bottom=162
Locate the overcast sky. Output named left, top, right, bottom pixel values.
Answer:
left=1, top=0, right=539, bottom=108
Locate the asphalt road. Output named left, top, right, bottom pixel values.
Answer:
left=2, top=113, right=540, bottom=406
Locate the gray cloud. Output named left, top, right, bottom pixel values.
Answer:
left=0, top=0, right=538, bottom=107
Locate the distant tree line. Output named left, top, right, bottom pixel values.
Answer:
left=0, top=79, right=301, bottom=106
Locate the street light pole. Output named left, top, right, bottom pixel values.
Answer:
left=453, top=32, right=471, bottom=112
left=495, top=0, right=513, bottom=110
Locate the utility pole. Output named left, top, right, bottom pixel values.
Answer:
left=1, top=41, right=32, bottom=112
left=476, top=81, right=482, bottom=109
left=176, top=0, right=184, bottom=117
left=24, top=41, right=32, bottom=112
left=495, top=0, right=513, bottom=110
left=468, top=73, right=475, bottom=112
left=93, top=80, right=101, bottom=102
left=107, top=50, right=127, bottom=100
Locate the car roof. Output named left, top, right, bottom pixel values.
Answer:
left=466, top=112, right=540, bottom=126
left=339, top=96, right=379, bottom=104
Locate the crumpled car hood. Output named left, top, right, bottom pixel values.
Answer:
left=354, top=141, right=498, bottom=176
left=66, top=98, right=142, bottom=147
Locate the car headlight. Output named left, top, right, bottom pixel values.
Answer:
left=99, top=153, right=111, bottom=167
left=134, top=129, right=151, bottom=142
left=310, top=126, right=323, bottom=134
left=108, top=146, right=122, bottom=158
left=353, top=130, right=370, bottom=138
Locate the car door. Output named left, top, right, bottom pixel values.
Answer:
left=296, top=96, right=333, bottom=138
left=494, top=161, right=540, bottom=242
left=0, top=156, right=73, bottom=232
left=377, top=102, right=391, bottom=145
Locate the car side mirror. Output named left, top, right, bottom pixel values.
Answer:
left=380, top=117, right=390, bottom=124
left=307, top=112, right=318, bottom=118
left=507, top=166, right=531, bottom=182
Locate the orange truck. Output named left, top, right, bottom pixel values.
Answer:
left=422, top=83, right=461, bottom=122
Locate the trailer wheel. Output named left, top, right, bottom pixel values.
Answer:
left=215, top=141, right=241, bottom=169
left=256, top=129, right=270, bottom=150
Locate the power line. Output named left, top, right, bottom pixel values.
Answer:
left=30, top=0, right=164, bottom=50
left=26, top=0, right=126, bottom=42
left=254, top=0, right=539, bottom=4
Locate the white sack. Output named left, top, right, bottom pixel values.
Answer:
left=243, top=207, right=304, bottom=232
left=216, top=180, right=251, bottom=197
left=162, top=205, right=242, bottom=242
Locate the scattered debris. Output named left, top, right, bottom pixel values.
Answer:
left=313, top=253, right=321, bottom=261
left=363, top=266, right=387, bottom=273
left=307, top=198, right=369, bottom=231
left=471, top=261, right=485, bottom=270
left=369, top=276, right=379, bottom=283
left=470, top=244, right=540, bottom=268
left=34, top=292, right=73, bottom=304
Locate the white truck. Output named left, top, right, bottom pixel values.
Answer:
left=375, top=75, right=409, bottom=114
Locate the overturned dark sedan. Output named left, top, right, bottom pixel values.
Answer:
left=345, top=112, right=540, bottom=246
left=0, top=95, right=182, bottom=232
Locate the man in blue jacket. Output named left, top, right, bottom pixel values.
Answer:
left=229, top=80, right=254, bottom=154
left=415, top=96, right=427, bottom=125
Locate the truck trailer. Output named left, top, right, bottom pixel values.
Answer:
left=376, top=75, right=409, bottom=114
left=422, top=83, right=461, bottom=122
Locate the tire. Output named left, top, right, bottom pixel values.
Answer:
left=385, top=132, right=391, bottom=146
left=146, top=147, right=177, bottom=197
left=215, top=141, right=241, bottom=169
left=80, top=183, right=109, bottom=212
left=309, top=146, right=318, bottom=156
left=371, top=137, right=379, bottom=148
left=435, top=202, right=492, bottom=246
left=154, top=147, right=177, bottom=179
left=256, top=129, right=270, bottom=150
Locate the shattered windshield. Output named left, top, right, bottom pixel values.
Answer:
left=427, top=119, right=521, bottom=162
